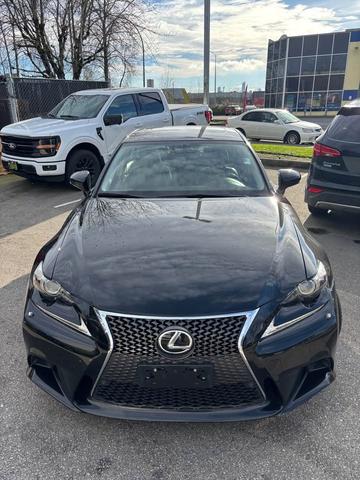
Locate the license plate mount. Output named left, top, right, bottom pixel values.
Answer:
left=136, top=364, right=214, bottom=389
left=8, top=161, right=18, bottom=171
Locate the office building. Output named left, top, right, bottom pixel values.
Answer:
left=265, top=29, right=360, bottom=112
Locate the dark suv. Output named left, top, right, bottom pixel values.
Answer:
left=305, top=100, right=360, bottom=215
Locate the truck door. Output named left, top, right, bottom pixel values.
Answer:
left=102, top=94, right=139, bottom=161
left=134, top=92, right=172, bottom=128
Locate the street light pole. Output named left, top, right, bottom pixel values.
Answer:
left=134, top=25, right=146, bottom=87
left=203, top=0, right=210, bottom=105
left=211, top=50, right=217, bottom=105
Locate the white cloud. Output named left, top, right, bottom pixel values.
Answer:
left=129, top=0, right=360, bottom=91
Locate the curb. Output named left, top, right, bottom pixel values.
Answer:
left=259, top=156, right=310, bottom=171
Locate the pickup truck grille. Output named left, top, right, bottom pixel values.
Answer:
left=1, top=135, right=40, bottom=158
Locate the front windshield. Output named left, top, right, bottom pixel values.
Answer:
left=48, top=94, right=110, bottom=119
left=276, top=110, right=300, bottom=124
left=99, top=141, right=269, bottom=198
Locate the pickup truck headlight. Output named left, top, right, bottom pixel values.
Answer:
left=262, top=262, right=329, bottom=338
left=31, top=262, right=90, bottom=335
left=35, top=136, right=61, bottom=156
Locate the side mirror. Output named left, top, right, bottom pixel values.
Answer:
left=274, top=119, right=282, bottom=124
left=70, top=170, right=92, bottom=195
left=104, top=114, right=123, bottom=126
left=277, top=169, right=301, bottom=195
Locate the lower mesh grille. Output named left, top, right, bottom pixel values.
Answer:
left=93, top=314, right=264, bottom=410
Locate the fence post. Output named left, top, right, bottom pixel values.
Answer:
left=6, top=75, right=19, bottom=123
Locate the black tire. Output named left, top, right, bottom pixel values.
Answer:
left=308, top=204, right=327, bottom=216
left=237, top=128, right=246, bottom=137
left=285, top=131, right=301, bottom=145
left=66, top=149, right=101, bottom=186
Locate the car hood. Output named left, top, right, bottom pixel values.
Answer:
left=50, top=196, right=309, bottom=316
left=0, top=117, right=92, bottom=137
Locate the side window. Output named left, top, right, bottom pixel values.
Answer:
left=262, top=112, right=277, bottom=123
left=243, top=112, right=259, bottom=121
left=104, top=95, right=137, bottom=122
left=137, top=92, right=165, bottom=116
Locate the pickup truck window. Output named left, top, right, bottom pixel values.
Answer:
left=137, top=92, right=164, bottom=116
left=104, top=95, right=138, bottom=122
left=49, top=94, right=110, bottom=119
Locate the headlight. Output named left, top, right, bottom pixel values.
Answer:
left=262, top=262, right=329, bottom=338
left=284, top=261, right=328, bottom=304
left=302, top=128, right=314, bottom=133
left=33, top=262, right=69, bottom=300
left=31, top=262, right=90, bottom=335
left=35, top=136, right=61, bottom=156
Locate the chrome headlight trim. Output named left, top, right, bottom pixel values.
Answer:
left=35, top=304, right=91, bottom=336
left=262, top=304, right=325, bottom=339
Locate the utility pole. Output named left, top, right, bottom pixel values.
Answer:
left=203, top=0, right=210, bottom=105
left=134, top=25, right=146, bottom=87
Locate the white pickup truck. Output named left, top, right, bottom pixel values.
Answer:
left=0, top=87, right=212, bottom=184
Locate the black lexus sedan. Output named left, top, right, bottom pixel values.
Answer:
left=305, top=99, right=360, bottom=215
left=23, top=126, right=341, bottom=421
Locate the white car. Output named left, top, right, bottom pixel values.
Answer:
left=226, top=108, right=323, bottom=144
left=0, top=88, right=212, bottom=184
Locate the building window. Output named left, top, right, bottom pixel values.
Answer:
left=299, top=76, right=314, bottom=91
left=298, top=93, right=312, bottom=111
left=285, top=93, right=298, bottom=111
left=288, top=37, right=303, bottom=57
left=287, top=57, right=301, bottom=76
left=280, top=39, right=287, bottom=58
left=277, top=77, right=284, bottom=93
left=331, top=54, right=347, bottom=73
left=303, top=35, right=318, bottom=56
left=333, top=32, right=349, bottom=54
left=270, top=95, right=276, bottom=108
left=275, top=94, right=283, bottom=108
left=273, top=61, right=279, bottom=78
left=301, top=56, right=316, bottom=75
left=318, top=34, right=333, bottom=55
left=286, top=76, right=299, bottom=92
left=268, top=43, right=274, bottom=63
left=312, top=92, right=327, bottom=111
left=274, top=41, right=280, bottom=61
left=265, top=80, right=271, bottom=94
left=278, top=59, right=285, bottom=77
left=315, top=55, right=331, bottom=74
left=271, top=78, right=277, bottom=92
left=329, top=74, right=344, bottom=90
left=326, top=91, right=342, bottom=110
left=314, top=75, right=329, bottom=91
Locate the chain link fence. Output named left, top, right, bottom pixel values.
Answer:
left=0, top=77, right=109, bottom=129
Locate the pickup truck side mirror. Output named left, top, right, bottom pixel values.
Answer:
left=104, top=113, right=123, bottom=126
left=277, top=168, right=301, bottom=195
left=70, top=170, right=92, bottom=195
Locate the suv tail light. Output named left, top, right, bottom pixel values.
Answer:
left=307, top=186, right=324, bottom=193
left=205, top=110, right=212, bottom=123
left=313, top=143, right=341, bottom=157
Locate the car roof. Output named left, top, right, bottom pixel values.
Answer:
left=72, top=87, right=160, bottom=96
left=124, top=126, right=244, bottom=143
left=343, top=99, right=360, bottom=108
left=243, top=108, right=284, bottom=113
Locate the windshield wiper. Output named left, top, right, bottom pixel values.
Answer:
left=59, top=115, right=80, bottom=120
left=97, top=192, right=145, bottom=198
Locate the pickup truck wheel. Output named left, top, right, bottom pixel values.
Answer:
left=66, top=149, right=101, bottom=186
left=285, top=131, right=300, bottom=145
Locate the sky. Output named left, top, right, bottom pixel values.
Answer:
left=127, top=0, right=360, bottom=92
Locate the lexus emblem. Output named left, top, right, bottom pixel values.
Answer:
left=157, top=328, right=193, bottom=356
left=8, top=143, right=16, bottom=150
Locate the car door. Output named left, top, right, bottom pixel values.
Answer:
left=260, top=112, right=286, bottom=140
left=102, top=94, right=139, bottom=160
left=135, top=91, right=172, bottom=128
left=239, top=111, right=261, bottom=137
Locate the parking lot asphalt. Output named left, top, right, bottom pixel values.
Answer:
left=0, top=172, right=360, bottom=480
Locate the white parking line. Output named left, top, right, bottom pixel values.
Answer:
left=54, top=198, right=80, bottom=209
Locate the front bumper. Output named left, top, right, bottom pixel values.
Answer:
left=301, top=132, right=323, bottom=144
left=23, top=292, right=340, bottom=421
left=2, top=153, right=65, bottom=181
